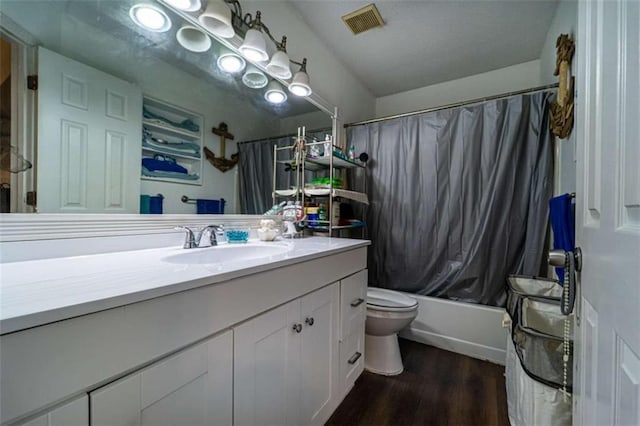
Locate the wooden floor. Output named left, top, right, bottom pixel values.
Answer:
left=327, top=339, right=510, bottom=426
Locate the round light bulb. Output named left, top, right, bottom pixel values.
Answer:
left=241, top=48, right=266, bottom=63
left=165, top=0, right=201, bottom=12
left=242, top=67, right=268, bottom=89
left=130, top=4, right=172, bottom=32
left=264, top=81, right=287, bottom=104
left=266, top=91, right=286, bottom=104
left=289, top=84, right=311, bottom=97
left=217, top=53, right=245, bottom=73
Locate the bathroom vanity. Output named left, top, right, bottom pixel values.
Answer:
left=0, top=236, right=369, bottom=426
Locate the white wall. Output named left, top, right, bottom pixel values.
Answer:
left=539, top=0, right=578, bottom=195
left=375, top=60, right=542, bottom=118
left=279, top=111, right=333, bottom=136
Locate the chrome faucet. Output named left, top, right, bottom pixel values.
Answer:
left=175, top=225, right=224, bottom=249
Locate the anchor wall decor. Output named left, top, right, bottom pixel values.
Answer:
left=204, top=122, right=239, bottom=173
left=550, top=33, right=575, bottom=139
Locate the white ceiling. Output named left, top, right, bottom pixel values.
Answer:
left=288, top=0, right=559, bottom=97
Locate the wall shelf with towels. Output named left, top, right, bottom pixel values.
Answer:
left=141, top=96, right=204, bottom=186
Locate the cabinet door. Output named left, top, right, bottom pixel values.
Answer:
left=234, top=299, right=302, bottom=426
left=19, top=395, right=88, bottom=426
left=90, top=330, right=232, bottom=426
left=300, top=283, right=340, bottom=426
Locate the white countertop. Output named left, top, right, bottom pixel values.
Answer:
left=0, top=237, right=369, bottom=334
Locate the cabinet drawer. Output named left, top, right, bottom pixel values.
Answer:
left=340, top=269, right=367, bottom=340
left=339, top=325, right=365, bottom=396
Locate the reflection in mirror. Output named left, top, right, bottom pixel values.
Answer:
left=0, top=0, right=333, bottom=214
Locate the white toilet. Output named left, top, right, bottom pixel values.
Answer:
left=365, top=287, right=418, bottom=376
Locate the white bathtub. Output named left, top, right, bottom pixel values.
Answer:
left=398, top=293, right=508, bottom=365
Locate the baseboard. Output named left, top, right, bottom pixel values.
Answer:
left=400, top=327, right=506, bottom=365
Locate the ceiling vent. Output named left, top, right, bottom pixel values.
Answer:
left=342, top=4, right=384, bottom=35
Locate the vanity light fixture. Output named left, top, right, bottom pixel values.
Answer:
left=238, top=11, right=269, bottom=62
left=130, top=4, right=172, bottom=32
left=288, top=58, right=312, bottom=97
left=164, top=0, right=201, bottom=12
left=242, top=65, right=268, bottom=89
left=161, top=0, right=315, bottom=99
left=264, top=80, right=287, bottom=104
left=198, top=0, right=235, bottom=38
left=230, top=3, right=313, bottom=96
left=217, top=49, right=246, bottom=73
left=265, top=36, right=292, bottom=79
left=176, top=25, right=212, bottom=52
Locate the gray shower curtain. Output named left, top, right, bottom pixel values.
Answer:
left=347, top=92, right=553, bottom=306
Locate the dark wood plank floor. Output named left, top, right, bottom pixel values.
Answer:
left=327, top=339, right=510, bottom=426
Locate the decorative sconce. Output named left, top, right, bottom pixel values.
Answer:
left=550, top=34, right=575, bottom=139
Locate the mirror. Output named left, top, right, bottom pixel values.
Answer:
left=0, top=0, right=333, bottom=214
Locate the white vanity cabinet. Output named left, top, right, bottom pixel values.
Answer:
left=90, top=330, right=233, bottom=426
left=19, top=396, right=88, bottom=426
left=234, top=283, right=340, bottom=426
left=1, top=241, right=368, bottom=426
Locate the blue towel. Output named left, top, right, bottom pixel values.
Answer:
left=197, top=199, right=226, bottom=214
left=549, top=193, right=575, bottom=283
left=142, top=156, right=188, bottom=174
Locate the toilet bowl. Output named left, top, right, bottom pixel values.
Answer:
left=365, top=288, right=418, bottom=376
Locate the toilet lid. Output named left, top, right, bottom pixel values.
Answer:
left=367, top=288, right=418, bottom=309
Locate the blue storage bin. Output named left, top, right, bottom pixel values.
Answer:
left=141, top=194, right=163, bottom=214
left=140, top=195, right=151, bottom=214
left=197, top=198, right=225, bottom=214
left=149, top=194, right=164, bottom=214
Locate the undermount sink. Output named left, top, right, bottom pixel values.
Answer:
left=162, top=243, right=291, bottom=265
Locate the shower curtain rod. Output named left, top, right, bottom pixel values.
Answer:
left=237, top=126, right=333, bottom=145
left=343, top=82, right=559, bottom=128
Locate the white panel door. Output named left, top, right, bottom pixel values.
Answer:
left=90, top=330, right=232, bottom=426
left=234, top=299, right=302, bottom=426
left=300, top=283, right=340, bottom=426
left=19, top=395, right=88, bottom=426
left=575, top=0, right=640, bottom=425
left=37, top=47, right=142, bottom=213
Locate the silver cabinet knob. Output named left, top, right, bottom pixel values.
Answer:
left=305, top=317, right=314, bottom=326
left=292, top=323, right=302, bottom=333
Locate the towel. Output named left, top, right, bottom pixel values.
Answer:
left=549, top=193, right=575, bottom=283
left=197, top=199, right=226, bottom=214
left=141, top=166, right=200, bottom=181
left=143, top=107, right=200, bottom=133
left=142, top=156, right=188, bottom=174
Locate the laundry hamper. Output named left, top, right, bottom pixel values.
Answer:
left=505, top=276, right=573, bottom=426
left=506, top=275, right=562, bottom=322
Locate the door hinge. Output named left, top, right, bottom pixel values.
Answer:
left=27, top=75, right=38, bottom=91
left=26, top=191, right=37, bottom=207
